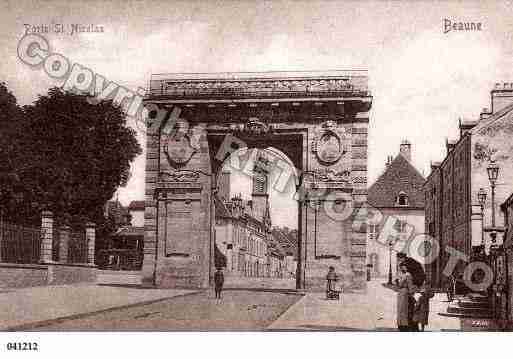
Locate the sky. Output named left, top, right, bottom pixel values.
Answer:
left=2, top=0, right=513, bottom=229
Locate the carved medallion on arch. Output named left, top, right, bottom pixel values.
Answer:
left=311, top=121, right=350, bottom=165
left=162, top=120, right=202, bottom=168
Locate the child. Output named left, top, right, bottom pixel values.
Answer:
left=413, top=286, right=435, bottom=331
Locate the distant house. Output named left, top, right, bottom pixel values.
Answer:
left=98, top=199, right=145, bottom=270
left=271, top=227, right=298, bottom=278
left=214, top=152, right=293, bottom=279
left=215, top=193, right=273, bottom=278
left=367, top=140, right=426, bottom=278
left=127, top=200, right=145, bottom=227
left=101, top=226, right=144, bottom=270
left=104, top=200, right=130, bottom=226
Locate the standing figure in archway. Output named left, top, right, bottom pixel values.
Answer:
left=214, top=268, right=225, bottom=300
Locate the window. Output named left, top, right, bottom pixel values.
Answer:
left=394, top=219, right=409, bottom=233
left=368, top=224, right=379, bottom=240
left=397, top=192, right=409, bottom=206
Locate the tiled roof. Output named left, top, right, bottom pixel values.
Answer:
left=271, top=228, right=298, bottom=259
left=114, top=226, right=144, bottom=237
left=368, top=154, right=425, bottom=209
left=266, top=235, right=286, bottom=258
left=472, top=101, right=513, bottom=135
left=128, top=200, right=145, bottom=211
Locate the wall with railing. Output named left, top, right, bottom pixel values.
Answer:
left=0, top=210, right=97, bottom=288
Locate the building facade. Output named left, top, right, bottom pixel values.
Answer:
left=214, top=152, right=295, bottom=280
left=215, top=194, right=274, bottom=278
left=425, top=83, right=513, bottom=289
left=497, top=194, right=513, bottom=328
left=367, top=141, right=425, bottom=279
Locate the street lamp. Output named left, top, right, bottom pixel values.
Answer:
left=478, top=188, right=487, bottom=248
left=295, top=170, right=319, bottom=290
left=486, top=160, right=500, bottom=227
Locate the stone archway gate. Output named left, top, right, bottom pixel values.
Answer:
left=142, top=71, right=372, bottom=291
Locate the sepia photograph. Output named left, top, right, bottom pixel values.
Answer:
left=1, top=0, right=513, bottom=356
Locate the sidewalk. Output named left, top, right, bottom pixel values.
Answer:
left=0, top=284, right=197, bottom=330
left=267, top=279, right=462, bottom=331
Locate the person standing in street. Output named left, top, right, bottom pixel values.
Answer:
left=396, top=252, right=424, bottom=331
left=396, top=262, right=415, bottom=331
left=214, top=267, right=224, bottom=300
left=413, top=286, right=435, bottom=331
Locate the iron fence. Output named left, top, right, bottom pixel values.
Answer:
left=0, top=221, right=41, bottom=264
left=52, top=227, right=60, bottom=262
left=68, top=229, right=87, bottom=263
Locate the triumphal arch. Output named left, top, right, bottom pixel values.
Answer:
left=142, top=71, right=372, bottom=291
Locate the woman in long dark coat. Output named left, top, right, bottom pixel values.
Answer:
left=396, top=263, right=415, bottom=331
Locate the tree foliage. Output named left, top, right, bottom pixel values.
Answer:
left=0, top=82, right=27, bottom=220
left=0, top=85, right=142, bottom=227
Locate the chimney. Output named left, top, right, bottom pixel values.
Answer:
left=459, top=118, right=478, bottom=138
left=491, top=82, right=513, bottom=114
left=385, top=155, right=393, bottom=167
left=480, top=107, right=491, bottom=121
left=430, top=161, right=441, bottom=172
left=446, top=139, right=456, bottom=154
left=399, top=140, right=411, bottom=162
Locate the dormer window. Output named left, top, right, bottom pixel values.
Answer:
left=397, top=192, right=409, bottom=206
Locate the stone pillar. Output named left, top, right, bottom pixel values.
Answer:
left=40, top=210, right=54, bottom=263
left=58, top=225, right=71, bottom=263
left=85, top=222, right=96, bottom=265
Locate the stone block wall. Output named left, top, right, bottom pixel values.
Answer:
left=0, top=263, right=48, bottom=288
left=47, top=263, right=97, bottom=285
left=0, top=263, right=96, bottom=288
left=0, top=210, right=98, bottom=288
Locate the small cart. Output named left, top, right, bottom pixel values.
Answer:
left=326, top=266, right=341, bottom=300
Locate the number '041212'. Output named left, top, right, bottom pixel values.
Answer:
left=6, top=342, right=39, bottom=351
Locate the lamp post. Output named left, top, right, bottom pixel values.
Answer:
left=486, top=160, right=500, bottom=228
left=295, top=170, right=318, bottom=290
left=478, top=187, right=487, bottom=248
left=486, top=160, right=501, bottom=321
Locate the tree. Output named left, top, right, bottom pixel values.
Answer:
left=5, top=87, right=142, bottom=227
left=0, top=82, right=28, bottom=223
